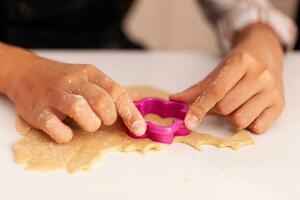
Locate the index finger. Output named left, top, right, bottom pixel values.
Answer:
left=185, top=60, right=246, bottom=129
left=83, top=65, right=146, bottom=136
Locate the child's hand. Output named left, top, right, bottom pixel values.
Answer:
left=0, top=45, right=146, bottom=143
left=171, top=23, right=285, bottom=134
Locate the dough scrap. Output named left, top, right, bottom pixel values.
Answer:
left=13, top=85, right=254, bottom=173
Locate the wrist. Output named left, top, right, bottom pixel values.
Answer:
left=0, top=43, right=36, bottom=94
left=231, top=23, right=283, bottom=71
left=233, top=23, right=283, bottom=50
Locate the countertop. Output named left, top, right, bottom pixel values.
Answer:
left=0, top=51, right=299, bottom=200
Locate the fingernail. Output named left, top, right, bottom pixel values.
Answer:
left=186, top=114, right=199, bottom=129
left=132, top=121, right=146, bottom=136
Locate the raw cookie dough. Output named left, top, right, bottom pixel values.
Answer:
left=13, top=85, right=254, bottom=173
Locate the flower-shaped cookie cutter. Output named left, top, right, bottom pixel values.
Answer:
left=127, top=97, right=190, bottom=144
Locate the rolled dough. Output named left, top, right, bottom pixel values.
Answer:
left=13, top=86, right=254, bottom=173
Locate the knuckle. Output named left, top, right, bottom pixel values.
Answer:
left=238, top=51, right=253, bottom=62
left=67, top=96, right=86, bottom=115
left=234, top=51, right=267, bottom=72
left=209, top=85, right=224, bottom=97
left=215, top=101, right=231, bottom=115
left=42, top=118, right=54, bottom=129
left=92, top=94, right=112, bottom=109
left=36, top=110, right=55, bottom=129
left=110, top=83, right=126, bottom=102
left=229, top=113, right=248, bottom=128
left=101, top=106, right=117, bottom=125
left=80, top=64, right=95, bottom=71
left=234, top=51, right=256, bottom=67
left=57, top=74, right=84, bottom=89
left=57, top=74, right=73, bottom=87
left=35, top=110, right=73, bottom=144
left=37, top=110, right=50, bottom=123
left=260, top=71, right=274, bottom=88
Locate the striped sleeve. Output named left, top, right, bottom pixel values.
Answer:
left=198, top=0, right=298, bottom=52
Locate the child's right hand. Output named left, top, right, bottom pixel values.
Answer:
left=0, top=43, right=146, bottom=143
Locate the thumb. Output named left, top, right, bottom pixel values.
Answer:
left=170, top=63, right=223, bottom=103
left=170, top=80, right=209, bottom=104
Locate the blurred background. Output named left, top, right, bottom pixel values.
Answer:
left=125, top=0, right=298, bottom=53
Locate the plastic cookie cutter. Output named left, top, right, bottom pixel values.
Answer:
left=127, top=97, right=190, bottom=144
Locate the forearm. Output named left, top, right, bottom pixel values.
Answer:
left=0, top=43, right=35, bottom=94
left=232, top=23, right=284, bottom=72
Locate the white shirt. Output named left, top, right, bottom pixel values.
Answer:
left=198, top=0, right=298, bottom=51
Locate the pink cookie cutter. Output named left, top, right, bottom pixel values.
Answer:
left=127, top=97, right=190, bottom=144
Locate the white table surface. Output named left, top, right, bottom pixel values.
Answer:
left=0, top=51, right=299, bottom=200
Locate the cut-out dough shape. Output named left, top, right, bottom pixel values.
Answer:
left=13, top=85, right=254, bottom=173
